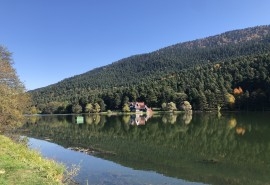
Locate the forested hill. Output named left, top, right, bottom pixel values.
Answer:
left=29, top=25, right=270, bottom=113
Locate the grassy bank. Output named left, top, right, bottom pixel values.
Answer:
left=0, top=135, right=64, bottom=185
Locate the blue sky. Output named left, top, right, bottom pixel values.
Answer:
left=1, top=0, right=270, bottom=90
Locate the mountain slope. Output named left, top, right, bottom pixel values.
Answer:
left=44, top=25, right=270, bottom=89
left=29, top=25, right=270, bottom=112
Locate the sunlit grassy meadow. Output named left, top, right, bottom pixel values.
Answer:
left=0, top=135, right=64, bottom=185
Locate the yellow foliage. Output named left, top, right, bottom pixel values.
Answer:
left=226, top=93, right=235, bottom=104
left=0, top=46, right=31, bottom=131
left=214, top=63, right=221, bottom=69
left=228, top=118, right=237, bottom=129
left=181, top=101, right=192, bottom=111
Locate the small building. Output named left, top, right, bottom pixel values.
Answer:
left=129, top=102, right=151, bottom=112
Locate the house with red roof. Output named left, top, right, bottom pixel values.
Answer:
left=129, top=102, right=152, bottom=112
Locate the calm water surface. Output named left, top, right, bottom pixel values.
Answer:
left=28, top=138, right=202, bottom=185
left=18, top=112, right=270, bottom=185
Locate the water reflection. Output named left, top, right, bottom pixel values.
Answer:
left=29, top=138, right=203, bottom=185
left=130, top=113, right=152, bottom=125
left=183, top=111, right=192, bottom=124
left=227, top=116, right=250, bottom=136
left=20, top=112, right=270, bottom=185
left=84, top=114, right=102, bottom=125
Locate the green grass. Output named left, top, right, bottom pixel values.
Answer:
left=0, top=135, right=65, bottom=185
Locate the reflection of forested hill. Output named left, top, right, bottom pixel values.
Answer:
left=18, top=113, right=270, bottom=185
left=29, top=25, right=270, bottom=112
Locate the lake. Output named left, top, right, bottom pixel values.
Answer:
left=17, top=112, right=270, bottom=185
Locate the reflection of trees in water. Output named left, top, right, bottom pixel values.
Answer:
left=18, top=113, right=270, bottom=185
left=183, top=111, right=192, bottom=124
left=84, top=115, right=104, bottom=126
left=85, top=116, right=94, bottom=124
left=78, top=114, right=107, bottom=126
left=160, top=112, right=192, bottom=125
left=21, top=113, right=269, bottom=161
left=227, top=115, right=253, bottom=136
left=161, top=113, right=177, bottom=124
left=25, top=115, right=40, bottom=124
left=122, top=115, right=130, bottom=125
left=228, top=117, right=237, bottom=129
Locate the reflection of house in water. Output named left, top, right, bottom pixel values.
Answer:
left=129, top=102, right=152, bottom=112
left=129, top=102, right=153, bottom=125
left=130, top=113, right=152, bottom=126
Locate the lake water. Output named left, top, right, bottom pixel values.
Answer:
left=18, top=112, right=270, bottom=185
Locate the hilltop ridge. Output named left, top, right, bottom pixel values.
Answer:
left=29, top=25, right=270, bottom=113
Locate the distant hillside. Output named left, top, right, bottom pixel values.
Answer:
left=29, top=25, right=270, bottom=113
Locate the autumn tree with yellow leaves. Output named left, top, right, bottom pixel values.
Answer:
left=0, top=46, right=30, bottom=131
left=225, top=93, right=235, bottom=109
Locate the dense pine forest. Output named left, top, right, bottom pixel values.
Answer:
left=29, top=25, right=270, bottom=114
